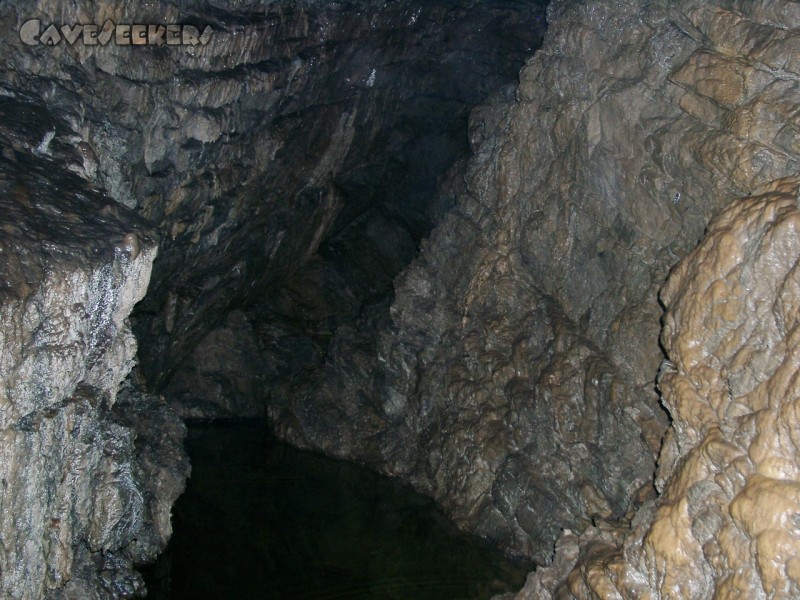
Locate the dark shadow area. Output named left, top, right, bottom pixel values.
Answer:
left=142, top=421, right=530, bottom=599
left=124, top=0, right=549, bottom=403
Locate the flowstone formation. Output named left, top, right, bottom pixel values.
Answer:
left=5, top=0, right=800, bottom=595
left=515, top=180, right=800, bottom=599
left=0, top=97, right=188, bottom=599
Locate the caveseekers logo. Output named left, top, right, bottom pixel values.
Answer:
left=19, top=19, right=213, bottom=46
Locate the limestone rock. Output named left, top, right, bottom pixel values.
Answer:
left=2, top=1, right=548, bottom=587
left=7, top=0, right=800, bottom=596
left=0, top=97, right=187, bottom=599
left=0, top=0, right=546, bottom=393
left=165, top=310, right=267, bottom=419
left=518, top=180, right=800, bottom=599
left=267, top=0, right=800, bottom=576
left=500, top=0, right=800, bottom=592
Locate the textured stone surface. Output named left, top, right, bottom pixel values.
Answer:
left=165, top=310, right=266, bottom=418
left=492, top=0, right=800, bottom=596
left=0, top=0, right=546, bottom=394
left=1, top=1, right=545, bottom=595
left=6, top=0, right=800, bottom=596
left=265, top=0, right=800, bottom=576
left=266, top=0, right=685, bottom=562
left=0, top=97, right=187, bottom=598
left=515, top=179, right=800, bottom=599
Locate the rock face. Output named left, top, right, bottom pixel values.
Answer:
left=1, top=0, right=545, bottom=397
left=515, top=180, right=800, bottom=599
left=165, top=310, right=266, bottom=419
left=489, top=0, right=800, bottom=597
left=266, top=0, right=679, bottom=562
left=5, top=0, right=800, bottom=596
left=0, top=0, right=545, bottom=594
left=265, top=0, right=800, bottom=576
left=649, top=181, right=800, bottom=599
left=0, top=99, right=188, bottom=598
left=151, top=0, right=546, bottom=419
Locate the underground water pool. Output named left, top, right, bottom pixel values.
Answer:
left=142, top=421, right=530, bottom=599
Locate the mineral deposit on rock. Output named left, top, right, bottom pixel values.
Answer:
left=0, top=97, right=188, bottom=599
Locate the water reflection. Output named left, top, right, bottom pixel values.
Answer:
left=142, top=421, right=528, bottom=599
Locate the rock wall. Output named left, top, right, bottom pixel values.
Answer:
left=266, top=0, right=800, bottom=577
left=165, top=309, right=266, bottom=419
left=5, top=0, right=800, bottom=596
left=515, top=179, right=800, bottom=599
left=491, top=0, right=800, bottom=597
left=0, top=99, right=187, bottom=598
left=0, top=0, right=546, bottom=401
left=0, top=0, right=545, bottom=594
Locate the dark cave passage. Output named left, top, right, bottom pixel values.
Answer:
left=148, top=0, right=551, bottom=422
left=132, top=2, right=552, bottom=595
left=126, top=1, right=552, bottom=596
left=142, top=421, right=529, bottom=600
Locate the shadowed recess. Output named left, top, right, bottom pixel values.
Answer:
left=142, top=422, right=529, bottom=600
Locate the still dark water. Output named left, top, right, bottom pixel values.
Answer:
left=142, top=421, right=529, bottom=600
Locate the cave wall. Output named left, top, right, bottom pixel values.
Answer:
left=528, top=178, right=800, bottom=599
left=497, top=2, right=800, bottom=596
left=0, top=0, right=545, bottom=594
left=1, top=0, right=546, bottom=402
left=263, top=0, right=800, bottom=578
left=5, top=0, right=800, bottom=596
left=152, top=0, right=547, bottom=418
left=513, top=181, right=800, bottom=599
left=0, top=99, right=188, bottom=599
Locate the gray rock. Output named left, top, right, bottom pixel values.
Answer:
left=165, top=310, right=267, bottom=418
left=491, top=0, right=800, bottom=597
left=7, top=0, right=800, bottom=596
left=0, top=96, right=187, bottom=599
left=0, top=0, right=547, bottom=393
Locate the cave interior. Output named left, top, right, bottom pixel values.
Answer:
left=5, top=0, right=800, bottom=598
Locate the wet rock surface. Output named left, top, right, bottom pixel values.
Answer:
left=514, top=180, right=800, bottom=599
left=4, top=0, right=800, bottom=597
left=264, top=0, right=800, bottom=579
left=490, top=0, right=800, bottom=597
left=1, top=0, right=545, bottom=595
left=0, top=0, right=546, bottom=394
left=0, top=98, right=188, bottom=598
